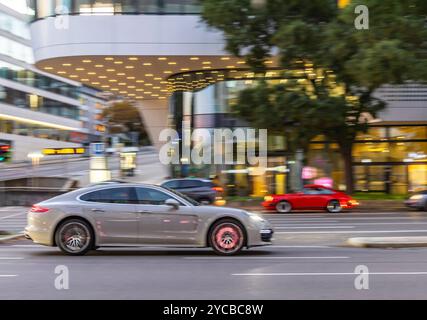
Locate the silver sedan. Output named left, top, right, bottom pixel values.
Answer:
left=24, top=183, right=273, bottom=255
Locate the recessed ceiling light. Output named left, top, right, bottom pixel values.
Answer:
left=114, top=61, right=124, bottom=65
left=158, top=57, right=167, bottom=61
left=92, top=82, right=100, bottom=85
left=111, top=88, right=119, bottom=91
left=143, top=63, right=152, bottom=66
left=136, top=89, right=144, bottom=92
left=128, top=93, right=136, bottom=96
left=136, top=80, right=144, bottom=83
left=154, top=77, right=162, bottom=81
left=117, top=73, right=126, bottom=76
left=145, top=74, right=154, bottom=77
left=69, top=75, right=78, bottom=78
left=128, top=57, right=138, bottom=61
left=119, top=91, right=127, bottom=94
left=127, top=76, right=135, bottom=80
left=98, top=76, right=107, bottom=79
left=221, top=57, right=230, bottom=61
left=76, top=68, right=85, bottom=71
left=125, top=66, right=134, bottom=69
left=163, top=71, right=173, bottom=74
left=180, top=68, right=190, bottom=71
left=44, top=67, right=53, bottom=70
left=202, top=61, right=211, bottom=65
left=190, top=57, right=199, bottom=60
left=203, top=66, right=212, bottom=69
left=153, top=86, right=161, bottom=89
left=109, top=79, right=117, bottom=82
left=88, top=72, right=96, bottom=75
left=57, top=71, right=67, bottom=74
left=168, top=62, right=177, bottom=65
left=107, top=69, right=115, bottom=72
left=105, top=57, right=114, bottom=61
left=118, top=83, right=127, bottom=86
left=144, top=83, right=153, bottom=86
left=82, top=60, right=92, bottom=63
left=62, top=63, right=72, bottom=66
left=101, top=85, right=110, bottom=88
left=136, top=96, right=143, bottom=99
left=95, top=64, right=104, bottom=68
left=81, top=78, right=89, bottom=81
left=145, top=92, right=152, bottom=94
left=128, top=86, right=136, bottom=89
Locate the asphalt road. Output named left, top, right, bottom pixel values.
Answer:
left=2, top=210, right=427, bottom=299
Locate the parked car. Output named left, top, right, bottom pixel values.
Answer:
left=262, top=184, right=359, bottom=213
left=25, top=183, right=273, bottom=256
left=404, top=190, right=427, bottom=211
left=161, top=178, right=225, bottom=205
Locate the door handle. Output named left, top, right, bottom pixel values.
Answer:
left=91, top=208, right=105, bottom=213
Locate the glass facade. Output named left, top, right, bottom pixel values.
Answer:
left=0, top=85, right=80, bottom=120
left=0, top=35, right=33, bottom=64
left=0, top=61, right=81, bottom=99
left=0, top=118, right=86, bottom=143
left=30, top=0, right=201, bottom=19
left=170, top=77, right=427, bottom=195
left=0, top=10, right=31, bottom=39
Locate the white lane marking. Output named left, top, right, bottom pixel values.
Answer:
left=233, top=272, right=427, bottom=276
left=276, top=229, right=427, bottom=234
left=269, top=245, right=330, bottom=248
left=269, top=217, right=427, bottom=221
left=184, top=256, right=349, bottom=260
left=274, top=222, right=427, bottom=227
left=0, top=212, right=26, bottom=220
left=276, top=226, right=354, bottom=229
left=0, top=275, right=18, bottom=277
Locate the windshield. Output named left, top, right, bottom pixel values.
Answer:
left=162, top=186, right=201, bottom=206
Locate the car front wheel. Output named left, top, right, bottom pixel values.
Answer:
left=55, top=219, right=94, bottom=256
left=326, top=200, right=342, bottom=213
left=209, top=219, right=246, bottom=255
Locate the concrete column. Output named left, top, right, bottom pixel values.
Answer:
left=136, top=99, right=169, bottom=151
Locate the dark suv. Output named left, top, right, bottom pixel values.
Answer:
left=160, top=178, right=223, bottom=205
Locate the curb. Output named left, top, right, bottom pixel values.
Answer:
left=346, top=236, right=427, bottom=248
left=0, top=232, right=25, bottom=243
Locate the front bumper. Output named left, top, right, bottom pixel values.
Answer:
left=261, top=201, right=276, bottom=210
left=260, top=229, right=274, bottom=242
left=404, top=200, right=424, bottom=209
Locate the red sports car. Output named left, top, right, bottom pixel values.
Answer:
left=262, top=184, right=359, bottom=213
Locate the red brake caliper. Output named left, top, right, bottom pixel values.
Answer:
left=216, top=226, right=239, bottom=250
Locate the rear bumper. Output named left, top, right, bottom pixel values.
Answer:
left=24, top=225, right=54, bottom=246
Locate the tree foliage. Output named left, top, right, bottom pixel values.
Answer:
left=200, top=0, right=427, bottom=193
left=101, top=101, right=151, bottom=146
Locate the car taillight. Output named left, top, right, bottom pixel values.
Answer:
left=212, top=186, right=224, bottom=193
left=30, top=205, right=49, bottom=213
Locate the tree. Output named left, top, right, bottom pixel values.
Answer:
left=200, top=0, right=427, bottom=193
left=101, top=101, right=151, bottom=146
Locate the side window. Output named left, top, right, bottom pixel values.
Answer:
left=163, top=180, right=179, bottom=189
left=180, top=180, right=202, bottom=188
left=136, top=188, right=180, bottom=205
left=319, top=188, right=334, bottom=195
left=303, top=188, right=318, bottom=195
left=80, top=187, right=137, bottom=204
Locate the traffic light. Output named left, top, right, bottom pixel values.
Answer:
left=0, top=144, right=12, bottom=163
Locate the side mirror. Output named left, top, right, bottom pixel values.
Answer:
left=165, top=198, right=180, bottom=209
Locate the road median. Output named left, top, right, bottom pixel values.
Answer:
left=347, top=236, right=427, bottom=248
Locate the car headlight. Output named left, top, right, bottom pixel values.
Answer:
left=410, top=194, right=423, bottom=200
left=249, top=213, right=265, bottom=222
left=264, top=195, right=274, bottom=202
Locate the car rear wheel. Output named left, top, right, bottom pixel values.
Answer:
left=276, top=201, right=292, bottom=213
left=55, top=219, right=94, bottom=256
left=326, top=200, right=342, bottom=213
left=209, top=219, right=246, bottom=255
